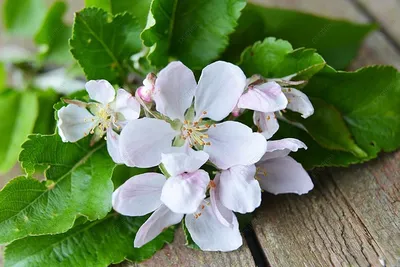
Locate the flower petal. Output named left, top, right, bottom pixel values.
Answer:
left=262, top=138, right=307, bottom=161
left=161, top=150, right=209, bottom=177
left=237, top=82, right=287, bottom=113
left=195, top=61, right=246, bottom=121
left=219, top=165, right=261, bottom=213
left=106, top=128, right=123, bottom=164
left=119, top=118, right=177, bottom=168
left=204, top=121, right=267, bottom=169
left=161, top=170, right=210, bottom=214
left=134, top=204, right=184, bottom=248
left=85, top=80, right=116, bottom=104
left=253, top=111, right=279, bottom=139
left=112, top=173, right=166, bottom=216
left=115, top=89, right=140, bottom=122
left=256, top=156, right=313, bottom=195
left=153, top=61, right=196, bottom=120
left=185, top=199, right=242, bottom=252
left=282, top=88, right=314, bottom=118
left=57, top=105, right=96, bottom=142
left=210, top=174, right=234, bottom=227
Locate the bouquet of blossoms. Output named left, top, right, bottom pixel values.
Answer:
left=58, top=61, right=314, bottom=251
left=0, top=0, right=399, bottom=265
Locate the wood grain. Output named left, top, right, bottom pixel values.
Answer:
left=354, top=0, right=400, bottom=47
left=253, top=151, right=399, bottom=266
left=117, top=229, right=255, bottom=267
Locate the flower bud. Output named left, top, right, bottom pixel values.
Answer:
left=137, top=73, right=156, bottom=103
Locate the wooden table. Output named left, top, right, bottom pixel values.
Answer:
left=1, top=0, right=400, bottom=266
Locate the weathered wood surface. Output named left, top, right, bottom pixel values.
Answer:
left=125, top=230, right=256, bottom=267
left=1, top=0, right=400, bottom=267
left=356, top=0, right=400, bottom=47
left=253, top=151, right=400, bottom=266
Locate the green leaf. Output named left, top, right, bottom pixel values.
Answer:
left=0, top=90, right=38, bottom=174
left=182, top=221, right=200, bottom=250
left=85, top=0, right=152, bottom=29
left=0, top=63, right=5, bottom=91
left=303, top=66, right=400, bottom=156
left=2, top=0, right=47, bottom=37
left=34, top=1, right=73, bottom=65
left=70, top=7, right=142, bottom=84
left=4, top=213, right=175, bottom=266
left=0, top=134, right=115, bottom=243
left=223, top=4, right=375, bottom=69
left=141, top=0, right=246, bottom=69
left=284, top=97, right=367, bottom=158
left=272, top=121, right=361, bottom=169
left=239, top=37, right=325, bottom=80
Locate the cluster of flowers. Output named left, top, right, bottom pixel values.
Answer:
left=57, top=61, right=314, bottom=251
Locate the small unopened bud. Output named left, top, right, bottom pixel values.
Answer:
left=137, top=73, right=156, bottom=103
left=231, top=105, right=241, bottom=117
left=137, top=85, right=153, bottom=102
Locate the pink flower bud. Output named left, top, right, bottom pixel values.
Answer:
left=137, top=73, right=157, bottom=103
left=137, top=85, right=153, bottom=103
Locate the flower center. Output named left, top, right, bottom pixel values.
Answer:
left=85, top=103, right=116, bottom=135
left=180, top=111, right=214, bottom=147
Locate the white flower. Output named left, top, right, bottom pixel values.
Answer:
left=237, top=79, right=314, bottom=138
left=119, top=61, right=267, bottom=169
left=57, top=80, right=140, bottom=163
left=112, top=150, right=242, bottom=251
left=256, top=138, right=314, bottom=194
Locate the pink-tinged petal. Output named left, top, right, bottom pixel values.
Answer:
left=210, top=174, right=234, bottom=227
left=195, top=61, right=246, bottom=121
left=262, top=138, right=307, bottom=161
left=161, top=170, right=210, bottom=214
left=253, top=111, right=279, bottom=139
left=161, top=150, right=209, bottom=177
left=134, top=204, right=184, bottom=248
left=153, top=61, right=196, bottom=120
left=283, top=88, right=314, bottom=118
left=256, top=156, right=313, bottom=195
left=204, top=121, right=267, bottom=169
left=119, top=118, right=177, bottom=168
left=85, top=80, right=115, bottom=104
left=106, top=128, right=123, bottom=164
left=112, top=173, right=166, bottom=216
left=185, top=199, right=242, bottom=252
left=115, top=89, right=140, bottom=122
left=57, top=105, right=96, bottom=142
left=237, top=82, right=287, bottom=113
left=219, top=165, right=261, bottom=213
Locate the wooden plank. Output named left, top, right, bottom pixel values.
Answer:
left=354, top=0, right=400, bottom=47
left=253, top=152, right=399, bottom=266
left=119, top=229, right=256, bottom=267
left=252, top=0, right=400, bottom=70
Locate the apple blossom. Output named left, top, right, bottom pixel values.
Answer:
left=57, top=79, right=140, bottom=163
left=236, top=77, right=314, bottom=138
left=119, top=61, right=267, bottom=169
